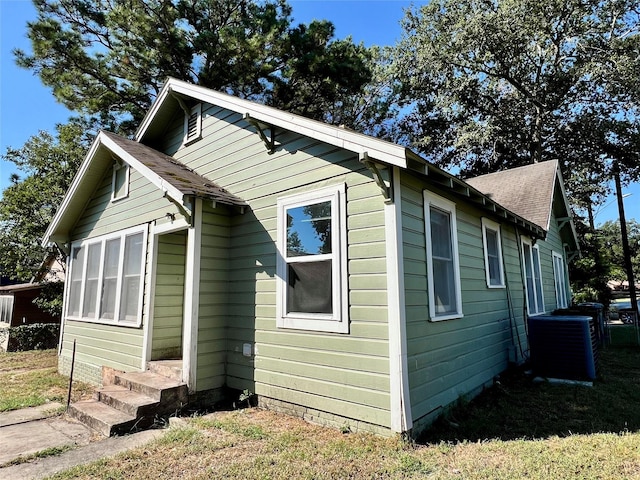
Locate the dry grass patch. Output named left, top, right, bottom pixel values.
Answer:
left=46, top=409, right=640, bottom=480
left=0, top=349, right=93, bottom=411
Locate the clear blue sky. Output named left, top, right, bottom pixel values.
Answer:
left=0, top=0, right=637, bottom=225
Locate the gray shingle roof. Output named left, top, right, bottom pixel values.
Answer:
left=465, top=160, right=558, bottom=231
left=102, top=131, right=246, bottom=207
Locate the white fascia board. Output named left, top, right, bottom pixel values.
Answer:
left=98, top=132, right=186, bottom=206
left=42, top=134, right=106, bottom=247
left=553, top=163, right=579, bottom=250
left=137, top=78, right=409, bottom=169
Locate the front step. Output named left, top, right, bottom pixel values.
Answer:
left=68, top=400, right=137, bottom=437
left=69, top=368, right=188, bottom=437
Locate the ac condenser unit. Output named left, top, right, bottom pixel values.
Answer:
left=527, top=315, right=597, bottom=381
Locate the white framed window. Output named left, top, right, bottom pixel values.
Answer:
left=522, top=238, right=544, bottom=315
left=66, top=225, right=147, bottom=326
left=276, top=184, right=348, bottom=333
left=481, top=218, right=505, bottom=288
left=552, top=251, right=569, bottom=309
left=111, top=161, right=130, bottom=201
left=424, top=191, right=463, bottom=321
left=183, top=103, right=202, bottom=145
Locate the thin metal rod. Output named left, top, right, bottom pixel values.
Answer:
left=66, top=339, right=76, bottom=411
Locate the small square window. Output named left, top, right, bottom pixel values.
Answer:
left=183, top=103, right=202, bottom=144
left=276, top=185, right=348, bottom=333
left=111, top=162, right=129, bottom=201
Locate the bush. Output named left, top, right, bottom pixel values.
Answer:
left=2, top=323, right=60, bottom=352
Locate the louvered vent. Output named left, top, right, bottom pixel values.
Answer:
left=184, top=103, right=202, bottom=143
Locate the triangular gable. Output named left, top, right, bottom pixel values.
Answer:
left=136, top=78, right=547, bottom=240
left=466, top=160, right=579, bottom=255
left=136, top=77, right=417, bottom=169
left=43, top=130, right=245, bottom=246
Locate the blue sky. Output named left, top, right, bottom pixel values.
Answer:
left=0, top=0, right=637, bottom=225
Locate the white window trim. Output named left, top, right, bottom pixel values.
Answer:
left=481, top=218, right=506, bottom=288
left=276, top=184, right=348, bottom=333
left=552, top=251, right=569, bottom=309
left=522, top=237, right=545, bottom=316
left=183, top=103, right=202, bottom=145
left=111, top=161, right=130, bottom=202
left=65, top=225, right=147, bottom=327
left=424, top=191, right=463, bottom=321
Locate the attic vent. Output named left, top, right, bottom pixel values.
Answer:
left=184, top=103, right=202, bottom=144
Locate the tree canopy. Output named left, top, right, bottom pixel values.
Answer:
left=0, top=121, right=91, bottom=281
left=16, top=0, right=375, bottom=134
left=393, top=0, right=640, bottom=209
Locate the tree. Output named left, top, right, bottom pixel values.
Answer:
left=393, top=0, right=640, bottom=194
left=0, top=121, right=91, bottom=283
left=16, top=0, right=374, bottom=135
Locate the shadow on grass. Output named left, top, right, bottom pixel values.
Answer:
left=418, top=346, right=640, bottom=444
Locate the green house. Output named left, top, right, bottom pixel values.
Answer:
left=43, top=78, right=578, bottom=437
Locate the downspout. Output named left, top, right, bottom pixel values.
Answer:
left=384, top=166, right=412, bottom=434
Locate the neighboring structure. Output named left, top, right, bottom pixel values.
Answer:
left=43, top=78, right=578, bottom=437
left=0, top=255, right=65, bottom=351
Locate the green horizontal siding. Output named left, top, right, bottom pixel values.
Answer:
left=400, top=171, right=529, bottom=428
left=156, top=102, right=393, bottom=429
left=151, top=231, right=186, bottom=360
left=196, top=204, right=232, bottom=391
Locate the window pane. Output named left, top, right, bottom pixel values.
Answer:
left=533, top=248, right=544, bottom=312
left=113, top=165, right=127, bottom=198
left=523, top=243, right=536, bottom=313
left=430, top=206, right=458, bottom=316
left=68, top=246, right=85, bottom=317
left=120, top=233, right=144, bottom=322
left=82, top=243, right=102, bottom=318
left=287, top=260, right=332, bottom=314
left=100, top=238, right=121, bottom=319
left=486, top=229, right=501, bottom=285
left=286, top=201, right=332, bottom=257
left=433, top=258, right=456, bottom=314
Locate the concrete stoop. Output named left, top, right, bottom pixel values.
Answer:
left=68, top=362, right=188, bottom=437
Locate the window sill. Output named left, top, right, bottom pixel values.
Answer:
left=110, top=194, right=129, bottom=203
left=429, top=313, right=464, bottom=322
left=65, top=315, right=142, bottom=329
left=486, top=284, right=506, bottom=289
left=277, top=315, right=349, bottom=334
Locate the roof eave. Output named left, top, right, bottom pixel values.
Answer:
left=137, top=77, right=409, bottom=169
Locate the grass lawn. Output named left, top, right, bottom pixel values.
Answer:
left=40, top=346, right=640, bottom=480
left=0, top=349, right=93, bottom=412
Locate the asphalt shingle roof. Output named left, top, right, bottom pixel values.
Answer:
left=465, top=160, right=558, bottom=231
left=102, top=131, right=246, bottom=207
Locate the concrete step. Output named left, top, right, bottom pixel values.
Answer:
left=68, top=400, right=137, bottom=437
left=96, top=385, right=159, bottom=418
left=147, top=360, right=183, bottom=382
left=114, top=371, right=188, bottom=413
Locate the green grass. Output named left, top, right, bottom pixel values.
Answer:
left=0, top=445, right=73, bottom=468
left=421, top=346, right=640, bottom=442
left=44, top=347, right=640, bottom=480
left=0, top=349, right=93, bottom=412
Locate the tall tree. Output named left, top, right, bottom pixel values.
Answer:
left=0, top=121, right=91, bottom=282
left=393, top=0, right=640, bottom=194
left=16, top=0, right=374, bottom=134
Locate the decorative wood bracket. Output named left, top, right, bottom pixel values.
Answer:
left=359, top=152, right=393, bottom=203
left=244, top=113, right=276, bottom=154
left=171, top=91, right=192, bottom=116
left=557, top=217, right=571, bottom=230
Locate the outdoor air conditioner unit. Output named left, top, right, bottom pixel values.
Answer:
left=527, top=315, right=597, bottom=381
